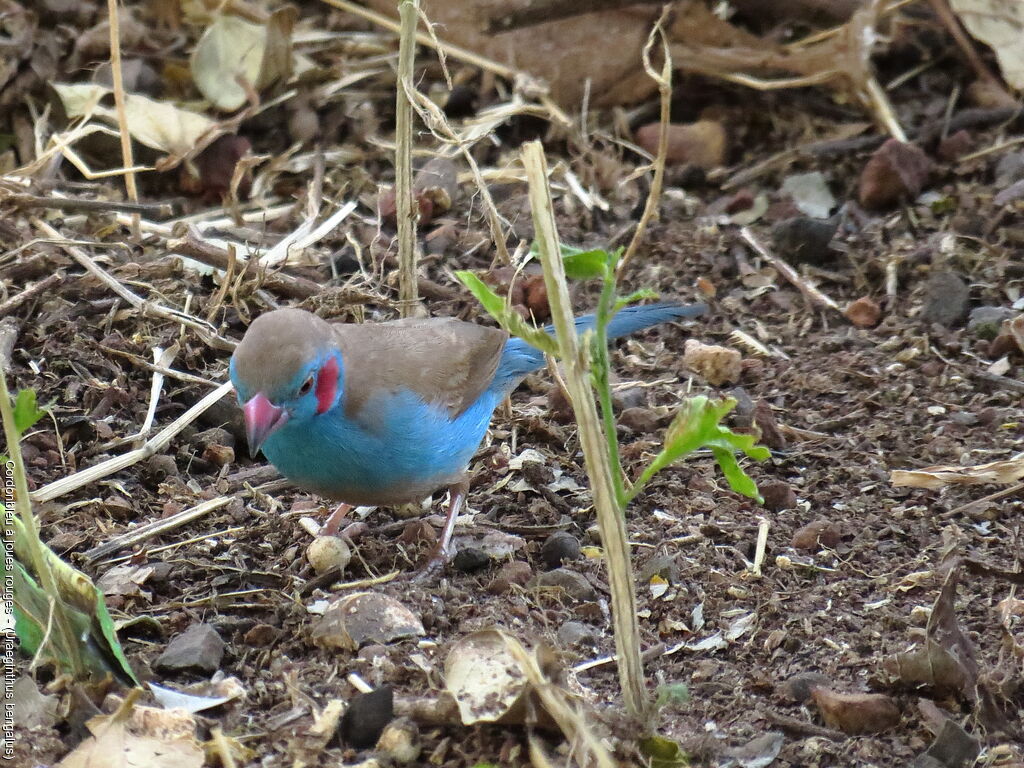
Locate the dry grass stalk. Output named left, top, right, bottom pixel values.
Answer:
left=106, top=0, right=140, bottom=241
left=395, top=0, right=420, bottom=317
left=740, top=226, right=841, bottom=313
left=618, top=6, right=672, bottom=276
left=521, top=140, right=647, bottom=717
left=32, top=381, right=234, bottom=503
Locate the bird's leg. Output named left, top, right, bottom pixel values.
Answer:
left=321, top=502, right=352, bottom=537
left=415, top=479, right=469, bottom=579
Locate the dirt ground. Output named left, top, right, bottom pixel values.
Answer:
left=4, top=2, right=1024, bottom=767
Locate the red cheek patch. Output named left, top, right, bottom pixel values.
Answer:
left=315, top=356, right=340, bottom=414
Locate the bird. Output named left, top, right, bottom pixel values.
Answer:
left=229, top=301, right=707, bottom=572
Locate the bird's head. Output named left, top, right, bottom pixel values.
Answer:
left=229, top=308, right=343, bottom=456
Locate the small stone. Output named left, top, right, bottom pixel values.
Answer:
left=533, top=568, right=597, bottom=601
left=639, top=554, right=679, bottom=584
left=921, top=271, right=970, bottom=327
left=194, top=427, right=235, bottom=450
left=376, top=717, right=420, bottom=764
left=858, top=139, right=931, bottom=210
left=752, top=400, right=787, bottom=451
left=612, top=387, right=646, bottom=410
left=306, top=535, right=351, bottom=575
left=497, top=560, right=532, bottom=585
left=154, top=623, right=225, bottom=674
left=811, top=687, right=901, bottom=735
left=243, top=623, right=280, bottom=647
left=619, top=407, right=660, bottom=434
left=995, top=151, right=1024, bottom=187
left=967, top=307, right=1015, bottom=340
left=539, top=531, right=581, bottom=569
left=782, top=671, right=830, bottom=704
left=771, top=216, right=838, bottom=265
left=100, top=495, right=134, bottom=520
left=556, top=621, right=598, bottom=647
left=145, top=454, right=179, bottom=484
left=358, top=644, right=388, bottom=663
left=202, top=443, right=234, bottom=467
left=989, top=333, right=1019, bottom=358
left=724, top=188, right=755, bottom=214
left=341, top=686, right=394, bottom=748
left=937, top=129, right=973, bottom=162
left=635, top=120, right=727, bottom=170
left=683, top=339, right=742, bottom=386
left=761, top=481, right=797, bottom=512
left=452, top=547, right=490, bottom=573
left=791, top=519, right=842, bottom=550
left=846, top=296, right=882, bottom=328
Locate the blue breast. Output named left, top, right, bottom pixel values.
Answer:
left=262, top=386, right=501, bottom=505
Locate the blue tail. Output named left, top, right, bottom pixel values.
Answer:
left=490, top=301, right=707, bottom=393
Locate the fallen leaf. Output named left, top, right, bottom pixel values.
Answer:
left=950, top=0, right=1024, bottom=90
left=810, top=687, right=901, bottom=734
left=891, top=452, right=1024, bottom=489
left=53, top=83, right=216, bottom=157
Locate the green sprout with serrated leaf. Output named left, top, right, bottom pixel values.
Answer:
left=458, top=244, right=768, bottom=512
left=2, top=382, right=137, bottom=685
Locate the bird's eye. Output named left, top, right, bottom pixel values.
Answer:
left=298, top=375, right=315, bottom=396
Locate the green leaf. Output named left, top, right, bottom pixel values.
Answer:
left=629, top=397, right=769, bottom=503
left=562, top=248, right=611, bottom=280
left=614, top=288, right=659, bottom=313
left=13, top=389, right=46, bottom=436
left=639, top=735, right=689, bottom=768
left=93, top=588, right=140, bottom=685
left=455, top=270, right=559, bottom=356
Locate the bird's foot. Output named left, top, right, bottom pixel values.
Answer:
left=411, top=547, right=450, bottom=582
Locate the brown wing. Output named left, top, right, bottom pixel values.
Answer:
left=332, top=317, right=509, bottom=420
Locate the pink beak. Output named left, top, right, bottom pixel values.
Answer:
left=243, top=393, right=288, bottom=456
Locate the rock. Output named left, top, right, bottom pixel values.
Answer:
left=242, top=623, right=280, bottom=647
left=612, top=386, right=647, bottom=410
left=306, top=535, right=351, bottom=575
left=539, top=531, right=581, bottom=569
left=761, top=481, right=797, bottom=512
left=194, top=427, right=235, bottom=450
left=499, top=560, right=533, bottom=585
left=398, top=520, right=437, bottom=546
left=202, top=443, right=234, bottom=467
left=858, top=139, right=931, bottom=210
left=635, top=120, right=727, bottom=170
left=100, top=495, right=134, bottom=520
left=619, top=406, right=660, bottom=434
left=341, top=686, right=394, bottom=748
left=752, top=400, right=787, bottom=451
left=782, top=671, right=830, bottom=704
left=145, top=454, right=179, bottom=485
left=452, top=547, right=490, bottom=573
left=967, top=307, right=1015, bottom=340
left=771, top=216, right=838, bottom=265
left=810, top=687, right=901, bottom=734
left=639, top=554, right=680, bottom=584
left=936, top=130, right=973, bottom=162
left=154, top=623, right=225, bottom=674
left=921, top=271, right=970, bottom=327
left=533, top=568, right=598, bottom=601
left=846, top=296, right=882, bottom=328
left=311, top=593, right=425, bottom=650
left=995, top=151, right=1024, bottom=187
left=376, top=717, right=420, bottom=764
left=557, top=621, right=598, bottom=647
left=791, top=519, right=841, bottom=550
left=682, top=339, right=742, bottom=386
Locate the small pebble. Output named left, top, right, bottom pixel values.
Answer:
left=145, top=454, right=178, bottom=485
left=243, top=623, right=280, bottom=647
left=791, top=520, right=842, bottom=550
left=771, top=216, right=838, bottom=265
left=540, top=531, right=581, bottom=569
left=858, top=138, right=931, bottom=210
left=619, top=407, right=660, bottom=434
left=341, top=686, right=394, bottom=749
left=154, top=623, right=225, bottom=675
left=921, top=271, right=970, bottom=327
left=533, top=568, right=597, bottom=601
left=760, top=481, right=797, bottom=512
left=967, top=306, right=1015, bottom=340
left=845, top=297, right=882, bottom=328
left=557, top=621, right=598, bottom=647
left=306, top=535, right=351, bottom=575
left=452, top=547, right=490, bottom=573
left=635, top=120, right=727, bottom=170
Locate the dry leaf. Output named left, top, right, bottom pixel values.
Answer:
left=58, top=706, right=204, bottom=768
left=950, top=0, right=1024, bottom=90
left=190, top=8, right=297, bottom=111
left=53, top=83, right=216, bottom=157
left=310, top=592, right=425, bottom=650
left=891, top=452, right=1024, bottom=489
left=810, top=687, right=901, bottom=734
